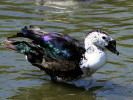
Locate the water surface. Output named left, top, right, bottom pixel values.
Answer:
left=0, top=0, right=133, bottom=100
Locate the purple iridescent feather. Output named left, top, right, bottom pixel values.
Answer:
left=14, top=26, right=85, bottom=60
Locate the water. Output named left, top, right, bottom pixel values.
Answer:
left=0, top=0, right=133, bottom=99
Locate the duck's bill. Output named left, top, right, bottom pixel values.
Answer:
left=105, top=39, right=119, bottom=55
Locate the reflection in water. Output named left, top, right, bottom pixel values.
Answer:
left=9, top=81, right=96, bottom=100
left=35, top=0, right=78, bottom=6
left=33, top=0, right=93, bottom=18
left=8, top=78, right=133, bottom=100
left=34, top=0, right=93, bottom=6
left=0, top=0, right=133, bottom=99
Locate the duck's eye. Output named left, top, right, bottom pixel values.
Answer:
left=102, top=36, right=106, bottom=40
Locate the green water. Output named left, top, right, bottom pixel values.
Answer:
left=0, top=0, right=133, bottom=100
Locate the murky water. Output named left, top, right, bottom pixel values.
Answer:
left=0, top=0, right=133, bottom=100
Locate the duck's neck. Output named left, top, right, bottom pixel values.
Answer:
left=80, top=42, right=107, bottom=77
left=85, top=43, right=102, bottom=53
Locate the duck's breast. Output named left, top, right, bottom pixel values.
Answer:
left=80, top=50, right=107, bottom=74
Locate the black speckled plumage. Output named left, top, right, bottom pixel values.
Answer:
left=88, top=29, right=109, bottom=36
left=4, top=26, right=85, bottom=81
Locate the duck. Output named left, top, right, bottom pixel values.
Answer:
left=3, top=26, right=119, bottom=82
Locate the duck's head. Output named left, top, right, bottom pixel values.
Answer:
left=85, top=29, right=119, bottom=55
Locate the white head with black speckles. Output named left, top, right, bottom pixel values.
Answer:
left=80, top=29, right=119, bottom=77
left=84, top=29, right=110, bottom=50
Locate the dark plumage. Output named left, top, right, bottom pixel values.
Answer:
left=4, top=26, right=85, bottom=81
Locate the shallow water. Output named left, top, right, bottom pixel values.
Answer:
left=0, top=0, right=133, bottom=100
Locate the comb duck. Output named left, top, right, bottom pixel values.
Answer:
left=3, top=26, right=119, bottom=82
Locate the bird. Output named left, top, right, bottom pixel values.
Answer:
left=3, top=26, right=119, bottom=82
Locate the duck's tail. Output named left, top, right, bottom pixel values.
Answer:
left=3, top=39, right=43, bottom=63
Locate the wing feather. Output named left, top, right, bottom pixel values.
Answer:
left=5, top=26, right=85, bottom=72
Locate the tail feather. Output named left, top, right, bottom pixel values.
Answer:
left=3, top=39, right=43, bottom=63
left=3, top=39, right=38, bottom=54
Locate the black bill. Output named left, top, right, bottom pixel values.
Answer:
left=105, top=39, right=119, bottom=55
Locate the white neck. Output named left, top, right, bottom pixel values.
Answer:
left=80, top=43, right=107, bottom=77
